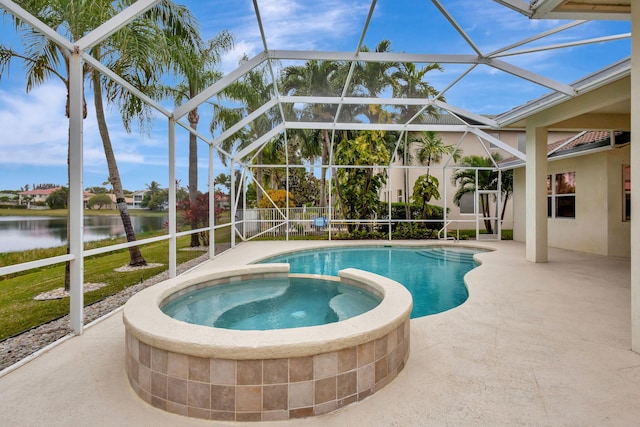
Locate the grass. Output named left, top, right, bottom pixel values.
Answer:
left=0, top=226, right=232, bottom=341
left=0, top=229, right=168, bottom=268
left=456, top=229, right=513, bottom=240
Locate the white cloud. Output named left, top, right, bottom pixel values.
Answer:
left=222, top=0, right=370, bottom=52
left=0, top=84, right=71, bottom=167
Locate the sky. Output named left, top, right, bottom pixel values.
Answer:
left=0, top=0, right=631, bottom=193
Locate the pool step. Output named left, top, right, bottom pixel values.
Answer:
left=330, top=293, right=375, bottom=321
left=415, top=248, right=477, bottom=263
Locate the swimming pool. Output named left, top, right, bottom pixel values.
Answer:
left=260, top=246, right=483, bottom=317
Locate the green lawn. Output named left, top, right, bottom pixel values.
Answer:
left=0, top=222, right=232, bottom=341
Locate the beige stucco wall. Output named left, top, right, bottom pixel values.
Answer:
left=513, top=146, right=630, bottom=257
left=383, top=130, right=575, bottom=231
left=383, top=130, right=520, bottom=230
left=607, top=146, right=631, bottom=257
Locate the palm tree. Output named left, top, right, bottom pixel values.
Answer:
left=354, top=40, right=398, bottom=124
left=145, top=180, right=162, bottom=197
left=450, top=154, right=503, bottom=234
left=280, top=60, right=343, bottom=207
left=391, top=62, right=443, bottom=122
left=164, top=31, right=233, bottom=246
left=1, top=1, right=105, bottom=288
left=410, top=131, right=460, bottom=219
left=391, top=62, right=444, bottom=219
left=212, top=61, right=276, bottom=207
left=92, top=2, right=201, bottom=264
left=2, top=1, right=201, bottom=269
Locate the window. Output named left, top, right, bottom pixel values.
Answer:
left=398, top=189, right=403, bottom=203
left=547, top=172, right=575, bottom=218
left=624, top=165, right=631, bottom=221
left=459, top=192, right=475, bottom=214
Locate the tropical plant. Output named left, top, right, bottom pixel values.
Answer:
left=391, top=62, right=443, bottom=122
left=280, top=59, right=344, bottom=207
left=451, top=154, right=506, bottom=234
left=213, top=60, right=276, bottom=207
left=409, top=130, right=460, bottom=219
left=390, top=61, right=445, bottom=221
left=1, top=0, right=202, bottom=270
left=334, top=131, right=390, bottom=232
left=412, top=174, right=440, bottom=219
left=145, top=180, right=163, bottom=197
left=164, top=30, right=233, bottom=246
left=94, top=2, right=201, bottom=265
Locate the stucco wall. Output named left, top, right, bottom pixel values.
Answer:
left=383, top=130, right=522, bottom=231
left=513, top=146, right=630, bottom=257
left=607, top=146, right=631, bottom=257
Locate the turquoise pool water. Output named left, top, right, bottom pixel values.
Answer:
left=161, top=276, right=381, bottom=330
left=260, top=246, right=482, bottom=318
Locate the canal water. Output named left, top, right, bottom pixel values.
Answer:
left=0, top=215, right=167, bottom=253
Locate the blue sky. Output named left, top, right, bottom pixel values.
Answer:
left=0, top=0, right=631, bottom=192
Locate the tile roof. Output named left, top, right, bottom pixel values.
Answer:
left=499, top=130, right=630, bottom=169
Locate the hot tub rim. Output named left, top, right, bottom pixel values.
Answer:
left=122, top=264, right=412, bottom=360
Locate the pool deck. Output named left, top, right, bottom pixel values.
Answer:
left=1, top=240, right=638, bottom=426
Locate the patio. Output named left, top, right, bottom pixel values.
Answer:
left=1, top=240, right=637, bottom=426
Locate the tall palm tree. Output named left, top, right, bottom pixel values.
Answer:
left=391, top=62, right=444, bottom=219
left=391, top=62, right=443, bottom=122
left=212, top=61, right=276, bottom=207
left=2, top=1, right=202, bottom=270
left=1, top=1, right=107, bottom=289
left=164, top=31, right=233, bottom=246
left=92, top=1, right=200, bottom=264
left=354, top=40, right=398, bottom=124
left=280, top=60, right=343, bottom=207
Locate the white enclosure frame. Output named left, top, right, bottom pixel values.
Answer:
left=0, top=0, right=633, bottom=342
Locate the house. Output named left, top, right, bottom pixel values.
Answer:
left=129, top=190, right=149, bottom=209
left=17, top=187, right=61, bottom=205
left=502, top=130, right=631, bottom=257
left=381, top=117, right=576, bottom=232
left=215, top=192, right=230, bottom=209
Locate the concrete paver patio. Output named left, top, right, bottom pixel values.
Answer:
left=1, top=240, right=638, bottom=426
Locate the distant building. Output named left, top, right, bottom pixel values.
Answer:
left=18, top=187, right=61, bottom=205
left=18, top=187, right=98, bottom=208
left=130, top=190, right=149, bottom=209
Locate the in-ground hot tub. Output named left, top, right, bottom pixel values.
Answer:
left=123, top=264, right=413, bottom=422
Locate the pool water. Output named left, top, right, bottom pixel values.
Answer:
left=261, top=246, right=482, bottom=318
left=161, top=276, right=381, bottom=330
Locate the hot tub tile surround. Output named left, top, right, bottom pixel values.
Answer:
left=125, top=319, right=409, bottom=421
left=123, top=264, right=412, bottom=421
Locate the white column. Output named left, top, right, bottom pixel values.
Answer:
left=525, top=124, right=548, bottom=263
left=68, top=48, right=85, bottom=334
left=168, top=118, right=177, bottom=278
left=208, top=144, right=215, bottom=260
left=230, top=161, right=236, bottom=248
left=631, top=1, right=640, bottom=352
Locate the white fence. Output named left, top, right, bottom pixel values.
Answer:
left=239, top=207, right=348, bottom=239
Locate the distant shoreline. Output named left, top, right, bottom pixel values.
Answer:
left=0, top=208, right=167, bottom=218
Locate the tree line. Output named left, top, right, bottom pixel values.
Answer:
left=1, top=1, right=511, bottom=279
